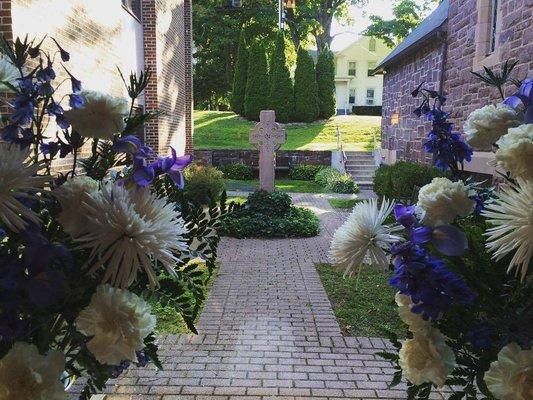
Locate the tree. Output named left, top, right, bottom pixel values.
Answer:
left=365, top=0, right=439, bottom=47
left=231, top=31, right=248, bottom=115
left=285, top=0, right=367, bottom=52
left=316, top=48, right=336, bottom=119
left=244, top=42, right=269, bottom=121
left=293, top=48, right=319, bottom=122
left=268, top=34, right=293, bottom=123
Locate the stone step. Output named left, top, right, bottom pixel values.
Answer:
left=345, top=155, right=374, bottom=160
left=345, top=161, right=375, bottom=167
left=345, top=164, right=376, bottom=170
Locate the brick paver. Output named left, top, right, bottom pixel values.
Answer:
left=72, top=193, right=447, bottom=400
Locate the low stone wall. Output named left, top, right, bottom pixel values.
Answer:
left=194, top=149, right=331, bottom=170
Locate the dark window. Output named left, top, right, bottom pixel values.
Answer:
left=348, top=62, right=356, bottom=77
left=349, top=88, right=356, bottom=104
left=122, top=0, right=141, bottom=20
left=489, top=0, right=498, bottom=53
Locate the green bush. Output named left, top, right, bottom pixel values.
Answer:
left=244, top=42, right=269, bottom=121
left=183, top=163, right=225, bottom=205
left=220, top=190, right=319, bottom=238
left=315, top=166, right=341, bottom=186
left=218, top=163, right=253, bottom=180
left=289, top=164, right=324, bottom=181
left=373, top=161, right=447, bottom=201
left=326, top=174, right=359, bottom=194
left=316, top=49, right=336, bottom=119
left=268, top=33, right=293, bottom=123
left=230, top=30, right=248, bottom=115
left=293, top=48, right=319, bottom=122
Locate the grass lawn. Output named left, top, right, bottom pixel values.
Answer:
left=194, top=110, right=381, bottom=151
left=328, top=198, right=361, bottom=209
left=225, top=179, right=324, bottom=193
left=150, top=266, right=216, bottom=334
left=316, top=263, right=407, bottom=337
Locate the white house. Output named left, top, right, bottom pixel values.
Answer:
left=333, top=36, right=390, bottom=115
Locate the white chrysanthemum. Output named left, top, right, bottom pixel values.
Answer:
left=464, top=104, right=522, bottom=150
left=417, top=177, right=475, bottom=226
left=0, top=54, right=20, bottom=92
left=395, top=292, right=432, bottom=334
left=0, top=142, right=48, bottom=232
left=64, top=90, right=128, bottom=140
left=399, top=328, right=456, bottom=387
left=0, top=342, right=66, bottom=400
left=75, top=183, right=188, bottom=288
left=482, top=178, right=533, bottom=282
left=330, top=198, right=402, bottom=275
left=53, top=176, right=99, bottom=237
left=494, top=124, right=533, bottom=181
left=75, top=284, right=156, bottom=366
left=484, top=343, right=533, bottom=400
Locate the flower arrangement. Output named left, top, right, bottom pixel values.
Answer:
left=331, top=68, right=532, bottom=399
left=0, top=36, right=232, bottom=399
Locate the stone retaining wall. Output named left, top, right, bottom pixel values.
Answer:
left=194, top=149, right=332, bottom=170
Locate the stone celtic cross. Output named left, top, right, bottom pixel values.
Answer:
left=249, top=110, right=286, bottom=192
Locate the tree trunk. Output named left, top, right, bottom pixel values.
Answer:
left=285, top=10, right=301, bottom=51
left=315, top=8, right=333, bottom=52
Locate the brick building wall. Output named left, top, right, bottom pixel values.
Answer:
left=381, top=0, right=532, bottom=175
left=381, top=37, right=446, bottom=164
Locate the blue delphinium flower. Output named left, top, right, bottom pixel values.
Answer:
left=467, top=325, right=492, bottom=351
left=64, top=67, right=82, bottom=93
left=36, top=58, right=56, bottom=82
left=390, top=247, right=476, bottom=320
left=110, top=360, right=131, bottom=378
left=52, top=37, right=70, bottom=62
left=69, top=93, right=84, bottom=109
left=11, top=93, right=35, bottom=125
left=504, top=78, right=532, bottom=123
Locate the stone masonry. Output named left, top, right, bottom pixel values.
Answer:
left=380, top=0, right=532, bottom=172
left=74, top=193, right=451, bottom=400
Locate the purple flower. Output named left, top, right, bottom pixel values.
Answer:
left=64, top=66, right=82, bottom=93
left=504, top=78, right=532, bottom=123
left=151, top=148, right=193, bottom=189
left=56, top=114, right=70, bottom=130
left=113, top=135, right=143, bottom=155
left=36, top=58, right=56, bottom=82
left=11, top=94, right=35, bottom=125
left=110, top=360, right=131, bottom=378
left=17, top=74, right=34, bottom=91
left=1, top=123, right=20, bottom=142
left=46, top=101, right=64, bottom=116
left=52, top=38, right=70, bottom=62
left=69, top=93, right=84, bottom=109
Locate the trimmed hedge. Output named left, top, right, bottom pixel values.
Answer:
left=244, top=42, right=269, bottom=121
left=315, top=167, right=359, bottom=194
left=289, top=164, right=324, bottom=181
left=183, top=163, right=225, bottom=205
left=373, top=161, right=447, bottom=201
left=316, top=49, right=336, bottom=119
left=293, top=48, right=319, bottom=122
left=230, top=30, right=248, bottom=115
left=268, top=33, right=293, bottom=123
left=220, top=190, right=320, bottom=238
left=218, top=163, right=253, bottom=180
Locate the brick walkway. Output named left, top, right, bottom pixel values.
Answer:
left=78, top=193, right=445, bottom=400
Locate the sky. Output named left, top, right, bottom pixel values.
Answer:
left=330, top=0, right=438, bottom=51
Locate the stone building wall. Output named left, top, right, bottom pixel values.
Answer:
left=381, top=0, right=532, bottom=175
left=381, top=38, right=446, bottom=164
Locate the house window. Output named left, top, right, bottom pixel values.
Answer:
left=349, top=88, right=356, bottom=104
left=367, top=61, right=377, bottom=76
left=369, top=37, right=376, bottom=52
left=348, top=62, right=356, bottom=77
left=366, top=89, right=375, bottom=105
left=489, top=0, right=498, bottom=53
left=122, top=0, right=141, bottom=20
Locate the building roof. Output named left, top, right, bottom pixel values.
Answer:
left=376, top=0, right=449, bottom=71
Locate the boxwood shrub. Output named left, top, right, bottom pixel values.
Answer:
left=219, top=163, right=253, bottom=180
left=373, top=161, right=447, bottom=202
left=183, top=163, right=225, bottom=205
left=220, top=190, right=319, bottom=238
left=315, top=167, right=359, bottom=194
left=289, top=164, right=324, bottom=181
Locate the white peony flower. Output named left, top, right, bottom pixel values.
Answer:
left=53, top=175, right=99, bottom=237
left=0, top=342, right=66, bottom=400
left=417, top=177, right=475, bottom=226
left=395, top=292, right=432, bottom=334
left=399, top=328, right=456, bottom=387
left=484, top=342, right=533, bottom=400
left=64, top=90, right=128, bottom=140
left=494, top=124, right=533, bottom=181
left=75, top=183, right=188, bottom=289
left=464, top=104, right=522, bottom=150
left=482, top=178, right=533, bottom=281
left=0, top=54, right=20, bottom=91
left=330, top=198, right=402, bottom=276
left=0, top=142, right=49, bottom=232
left=75, top=284, right=156, bottom=366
